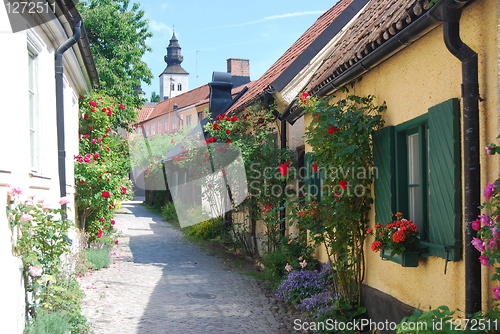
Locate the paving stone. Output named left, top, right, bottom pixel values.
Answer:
left=79, top=200, right=305, bottom=334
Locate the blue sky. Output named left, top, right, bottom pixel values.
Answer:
left=137, top=0, right=333, bottom=100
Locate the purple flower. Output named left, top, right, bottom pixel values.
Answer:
left=479, top=214, right=494, bottom=226
left=483, top=182, right=495, bottom=201
left=489, top=238, right=499, bottom=251
left=485, top=146, right=493, bottom=156
left=479, top=255, right=491, bottom=267
left=471, top=237, right=485, bottom=252
left=493, top=287, right=500, bottom=300
left=276, top=267, right=328, bottom=304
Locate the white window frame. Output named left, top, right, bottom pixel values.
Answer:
left=27, top=31, right=44, bottom=173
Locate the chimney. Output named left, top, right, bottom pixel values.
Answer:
left=227, top=58, right=250, bottom=77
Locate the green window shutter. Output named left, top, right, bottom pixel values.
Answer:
left=427, top=98, right=461, bottom=261
left=304, top=152, right=323, bottom=202
left=373, top=126, right=396, bottom=225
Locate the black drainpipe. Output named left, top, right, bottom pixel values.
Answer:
left=55, top=20, right=82, bottom=215
left=442, top=0, right=481, bottom=315
left=280, top=118, right=287, bottom=236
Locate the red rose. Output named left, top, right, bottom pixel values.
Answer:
left=339, top=180, right=348, bottom=190
left=119, top=104, right=125, bottom=109
left=328, top=126, right=340, bottom=134
left=264, top=206, right=272, bottom=213
left=312, top=163, right=318, bottom=172
left=213, top=123, right=220, bottom=130
left=278, top=163, right=289, bottom=176
left=231, top=116, right=238, bottom=121
left=101, top=190, right=111, bottom=198
left=226, top=129, right=231, bottom=135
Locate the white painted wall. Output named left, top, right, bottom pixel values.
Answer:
left=0, top=6, right=90, bottom=332
left=159, top=72, right=189, bottom=100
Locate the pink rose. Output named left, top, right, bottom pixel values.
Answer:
left=59, top=197, right=70, bottom=205
left=28, top=266, right=43, bottom=277
left=285, top=263, right=293, bottom=272
left=471, top=219, right=481, bottom=231
left=7, top=186, right=23, bottom=197
left=20, top=214, right=34, bottom=222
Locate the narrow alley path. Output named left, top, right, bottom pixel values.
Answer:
left=79, top=199, right=287, bottom=334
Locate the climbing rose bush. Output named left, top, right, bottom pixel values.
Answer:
left=471, top=138, right=500, bottom=301
left=76, top=92, right=132, bottom=242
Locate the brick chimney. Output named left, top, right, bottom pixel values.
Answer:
left=227, top=58, right=250, bottom=77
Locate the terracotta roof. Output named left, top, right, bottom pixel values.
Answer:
left=136, top=106, right=155, bottom=123
left=307, top=0, right=433, bottom=93
left=228, top=0, right=356, bottom=113
left=143, top=84, right=211, bottom=122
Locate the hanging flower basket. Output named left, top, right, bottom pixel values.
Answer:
left=380, top=247, right=419, bottom=267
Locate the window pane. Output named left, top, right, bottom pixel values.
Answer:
left=409, top=186, right=422, bottom=229
left=408, top=133, right=419, bottom=185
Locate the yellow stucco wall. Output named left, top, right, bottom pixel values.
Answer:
left=304, top=0, right=499, bottom=312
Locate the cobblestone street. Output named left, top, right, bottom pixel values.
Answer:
left=79, top=199, right=299, bottom=334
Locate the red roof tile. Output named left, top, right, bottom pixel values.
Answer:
left=143, top=84, right=211, bottom=123
left=136, top=106, right=155, bottom=123
left=307, top=0, right=432, bottom=93
left=228, top=0, right=355, bottom=113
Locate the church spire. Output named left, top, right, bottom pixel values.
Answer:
left=164, top=30, right=184, bottom=67
left=159, top=29, right=189, bottom=100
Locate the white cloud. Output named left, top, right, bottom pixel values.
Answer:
left=149, top=19, right=172, bottom=33
left=201, top=11, right=325, bottom=31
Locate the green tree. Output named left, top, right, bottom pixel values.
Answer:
left=150, top=91, right=160, bottom=102
left=78, top=0, right=153, bottom=128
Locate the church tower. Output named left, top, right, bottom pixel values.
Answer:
left=159, top=31, right=189, bottom=100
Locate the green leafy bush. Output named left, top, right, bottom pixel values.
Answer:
left=183, top=218, right=225, bottom=240
left=86, top=247, right=111, bottom=270
left=25, top=311, right=71, bottom=334
left=161, top=202, right=179, bottom=225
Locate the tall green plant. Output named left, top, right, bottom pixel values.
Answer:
left=78, top=0, right=153, bottom=121
left=299, top=94, right=385, bottom=304
left=7, top=188, right=89, bottom=332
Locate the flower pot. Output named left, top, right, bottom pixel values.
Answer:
left=380, top=248, right=419, bottom=267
